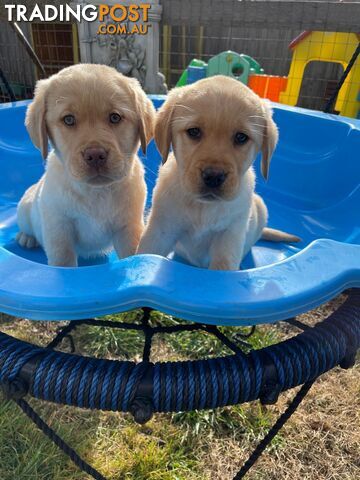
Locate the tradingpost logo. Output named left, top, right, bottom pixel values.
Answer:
left=4, top=3, right=152, bottom=35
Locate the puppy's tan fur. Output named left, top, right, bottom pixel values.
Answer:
left=138, top=76, right=299, bottom=270
left=17, top=64, right=155, bottom=266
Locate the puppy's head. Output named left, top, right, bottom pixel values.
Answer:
left=155, top=76, right=278, bottom=201
left=26, top=64, right=155, bottom=186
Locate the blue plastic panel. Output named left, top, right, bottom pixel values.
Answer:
left=0, top=97, right=359, bottom=324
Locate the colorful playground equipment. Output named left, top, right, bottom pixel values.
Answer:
left=248, top=74, right=288, bottom=102
left=176, top=52, right=264, bottom=87
left=176, top=58, right=207, bottom=87
left=279, top=31, right=360, bottom=118
left=176, top=50, right=287, bottom=102
left=177, top=32, right=360, bottom=118
left=206, top=51, right=264, bottom=84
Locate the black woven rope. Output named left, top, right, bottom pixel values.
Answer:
left=3, top=322, right=317, bottom=480
left=285, top=318, right=311, bottom=331
left=47, top=315, right=219, bottom=351
left=15, top=398, right=106, bottom=480
left=205, top=325, right=251, bottom=356
left=3, top=310, right=258, bottom=480
left=323, top=41, right=360, bottom=113
left=141, top=307, right=154, bottom=362
left=47, top=321, right=79, bottom=349
left=233, top=381, right=314, bottom=479
left=1, top=292, right=359, bottom=480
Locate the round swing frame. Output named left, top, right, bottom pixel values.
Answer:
left=0, top=291, right=359, bottom=480
left=1, top=292, right=359, bottom=418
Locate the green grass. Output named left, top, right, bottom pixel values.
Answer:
left=73, top=310, right=279, bottom=361
left=0, top=400, right=85, bottom=480
left=0, top=396, right=203, bottom=480
left=0, top=301, right=357, bottom=480
left=0, top=398, right=283, bottom=480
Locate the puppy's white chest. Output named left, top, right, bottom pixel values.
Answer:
left=186, top=202, right=235, bottom=237
left=72, top=192, right=116, bottom=256
left=75, top=214, right=112, bottom=254
left=176, top=202, right=239, bottom=266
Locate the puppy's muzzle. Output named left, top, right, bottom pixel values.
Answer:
left=201, top=167, right=227, bottom=189
left=83, top=147, right=108, bottom=170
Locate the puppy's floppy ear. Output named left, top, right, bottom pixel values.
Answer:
left=154, top=92, right=177, bottom=164
left=127, top=78, right=156, bottom=155
left=25, top=78, right=50, bottom=160
left=261, top=101, right=279, bottom=181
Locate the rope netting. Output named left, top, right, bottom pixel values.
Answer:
left=0, top=290, right=359, bottom=480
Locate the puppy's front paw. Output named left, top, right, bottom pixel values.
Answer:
left=47, top=248, right=78, bottom=267
left=209, top=258, right=239, bottom=271
left=16, top=231, right=39, bottom=249
left=48, top=258, right=78, bottom=267
left=114, top=239, right=138, bottom=260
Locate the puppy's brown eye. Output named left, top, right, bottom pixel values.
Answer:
left=109, top=113, right=122, bottom=124
left=63, top=115, right=75, bottom=127
left=187, top=127, right=201, bottom=139
left=234, top=132, right=249, bottom=145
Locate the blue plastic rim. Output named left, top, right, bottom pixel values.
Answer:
left=0, top=96, right=359, bottom=324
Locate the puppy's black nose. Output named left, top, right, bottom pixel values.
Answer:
left=83, top=147, right=108, bottom=169
left=201, top=168, right=227, bottom=189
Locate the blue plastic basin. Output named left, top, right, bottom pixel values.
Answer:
left=0, top=96, right=359, bottom=324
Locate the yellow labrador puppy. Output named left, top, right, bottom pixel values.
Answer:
left=138, top=76, right=299, bottom=270
left=17, top=64, right=155, bottom=267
